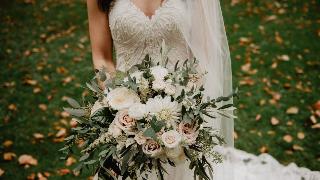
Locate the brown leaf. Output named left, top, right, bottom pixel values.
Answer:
left=33, top=133, right=45, bottom=140
left=57, top=169, right=71, bottom=176
left=286, top=107, right=299, bottom=114
left=38, top=104, right=48, bottom=111
left=37, top=172, right=47, bottom=180
left=3, top=140, right=13, bottom=148
left=259, top=146, right=268, bottom=153
left=264, top=15, right=277, bottom=22
left=270, top=117, right=280, bottom=125
left=293, top=144, right=304, bottom=151
left=8, top=104, right=17, bottom=111
left=3, top=152, right=16, bottom=161
left=275, top=32, right=283, bottom=44
left=311, top=123, right=320, bottom=129
left=18, top=154, right=38, bottom=166
left=255, top=114, right=262, bottom=121
left=65, top=156, right=77, bottom=166
left=55, top=128, right=67, bottom=138
left=24, top=79, right=38, bottom=86
left=33, top=87, right=42, bottom=94
left=283, top=135, right=293, bottom=143
left=0, top=168, right=4, bottom=177
left=313, top=100, right=320, bottom=110
left=297, top=132, right=305, bottom=140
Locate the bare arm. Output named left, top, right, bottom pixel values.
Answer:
left=86, top=0, right=115, bottom=74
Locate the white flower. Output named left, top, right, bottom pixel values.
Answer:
left=152, top=79, right=167, bottom=91
left=150, top=66, right=168, bottom=80
left=164, top=83, right=176, bottom=95
left=106, top=87, right=140, bottom=110
left=142, top=140, right=162, bottom=157
left=178, top=122, right=199, bottom=145
left=134, top=133, right=147, bottom=145
left=146, top=96, right=180, bottom=125
left=108, top=123, right=122, bottom=138
left=114, top=110, right=136, bottom=134
left=161, top=130, right=182, bottom=148
left=128, top=103, right=148, bottom=120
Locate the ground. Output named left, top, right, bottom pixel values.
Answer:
left=0, top=0, right=319, bottom=179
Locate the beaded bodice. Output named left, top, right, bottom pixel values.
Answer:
left=109, top=0, right=190, bottom=71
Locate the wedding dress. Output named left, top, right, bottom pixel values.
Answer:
left=108, top=0, right=320, bottom=179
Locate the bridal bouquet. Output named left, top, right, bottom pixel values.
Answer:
left=60, top=43, right=236, bottom=180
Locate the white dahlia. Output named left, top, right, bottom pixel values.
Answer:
left=146, top=96, right=180, bottom=126
left=106, top=87, right=140, bottom=110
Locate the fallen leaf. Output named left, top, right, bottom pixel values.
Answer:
left=259, top=146, right=268, bottom=153
left=3, top=140, right=13, bottom=148
left=3, top=152, right=16, bottom=161
left=310, top=115, right=317, bottom=124
left=283, top=135, right=293, bottom=143
left=255, top=114, right=262, bottom=121
left=270, top=117, right=280, bottom=125
left=27, top=173, right=36, bottom=180
left=70, top=118, right=78, bottom=127
left=8, top=104, right=17, bottom=111
left=57, top=169, right=71, bottom=176
left=286, top=107, right=299, bottom=114
left=293, top=144, right=304, bottom=151
left=38, top=104, right=48, bottom=111
left=33, top=133, right=45, bottom=140
left=275, top=32, right=283, bottom=44
left=18, top=154, right=38, bottom=166
left=0, top=168, right=4, bottom=177
left=311, top=123, right=320, bottom=129
left=313, top=100, right=320, bottom=110
left=60, top=111, right=70, bottom=118
left=278, top=55, right=290, bottom=61
left=297, top=132, right=305, bottom=139
left=37, top=172, right=48, bottom=180
left=65, top=156, right=77, bottom=166
left=56, top=128, right=67, bottom=138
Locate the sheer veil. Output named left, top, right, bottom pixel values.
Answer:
left=181, top=0, right=234, bottom=147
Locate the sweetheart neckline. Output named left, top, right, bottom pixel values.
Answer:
left=129, top=0, right=169, bottom=21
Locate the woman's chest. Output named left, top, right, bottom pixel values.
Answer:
left=109, top=0, right=186, bottom=41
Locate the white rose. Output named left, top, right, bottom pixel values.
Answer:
left=150, top=66, right=168, bottom=80
left=161, top=130, right=182, bottom=148
left=106, top=87, right=140, bottom=110
left=164, top=84, right=176, bottom=95
left=142, top=140, right=162, bottom=157
left=152, top=79, right=167, bottom=91
left=128, top=103, right=148, bottom=120
left=178, top=122, right=199, bottom=145
left=108, top=123, right=122, bottom=138
left=134, top=133, right=147, bottom=145
left=114, top=110, right=136, bottom=134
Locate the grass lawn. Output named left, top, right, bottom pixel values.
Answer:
left=0, top=0, right=319, bottom=179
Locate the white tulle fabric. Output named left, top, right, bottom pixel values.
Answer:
left=108, top=0, right=320, bottom=179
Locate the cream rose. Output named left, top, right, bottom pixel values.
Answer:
left=178, top=122, right=199, bottom=145
left=142, top=140, right=162, bottom=157
left=106, top=87, right=140, bottom=110
left=114, top=110, right=136, bottom=134
left=161, top=130, right=182, bottom=148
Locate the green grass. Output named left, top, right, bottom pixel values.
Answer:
left=0, top=0, right=319, bottom=179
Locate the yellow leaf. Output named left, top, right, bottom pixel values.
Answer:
left=283, top=135, right=293, bottom=143
left=3, top=152, right=16, bottom=161
left=286, top=107, right=299, bottom=114
left=18, top=154, right=38, bottom=166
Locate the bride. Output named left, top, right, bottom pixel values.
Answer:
left=86, top=0, right=319, bottom=179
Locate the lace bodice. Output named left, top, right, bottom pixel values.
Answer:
left=109, top=0, right=190, bottom=71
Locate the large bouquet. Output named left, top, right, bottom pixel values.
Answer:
left=60, top=43, right=236, bottom=180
